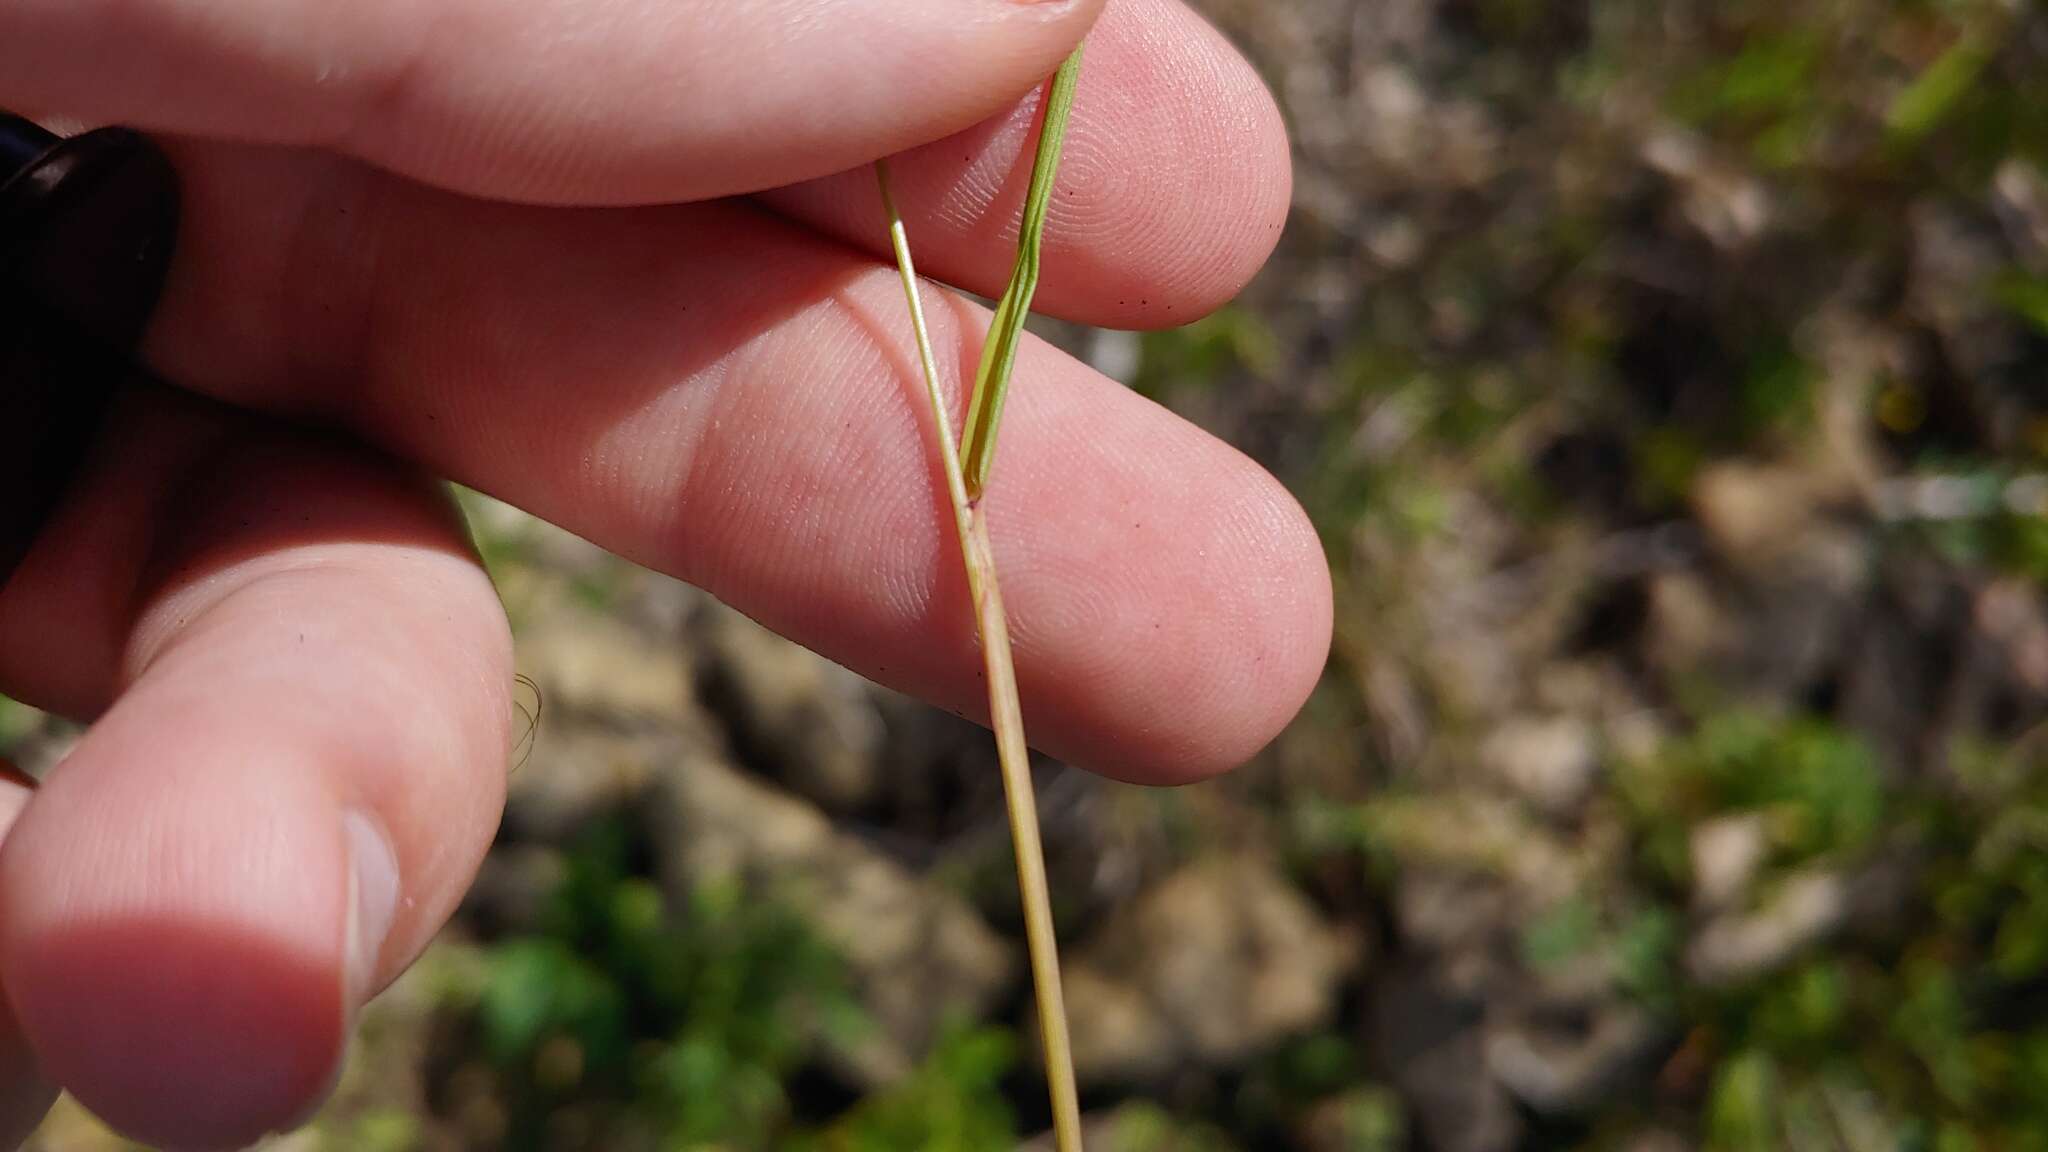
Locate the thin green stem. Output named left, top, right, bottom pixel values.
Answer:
left=877, top=162, right=974, bottom=544
left=958, top=44, right=1086, bottom=502
left=877, top=160, right=1085, bottom=1152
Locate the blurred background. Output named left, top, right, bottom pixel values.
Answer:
left=9, top=0, right=2048, bottom=1148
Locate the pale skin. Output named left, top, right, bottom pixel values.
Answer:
left=0, top=0, right=1332, bottom=1147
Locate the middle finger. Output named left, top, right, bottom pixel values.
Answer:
left=148, top=145, right=1331, bottom=786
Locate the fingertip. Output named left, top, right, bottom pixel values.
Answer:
left=9, top=920, right=345, bottom=1151
left=766, top=0, right=1292, bottom=329
left=1102, top=477, right=1331, bottom=787
left=1039, top=0, right=1294, bottom=330
left=1164, top=462, right=1332, bottom=783
left=990, top=360, right=1330, bottom=785
left=0, top=742, right=351, bottom=1150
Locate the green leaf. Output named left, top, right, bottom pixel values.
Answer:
left=480, top=938, right=624, bottom=1068
left=1715, top=35, right=1820, bottom=119
left=1708, top=1050, right=1778, bottom=1150
left=959, top=46, right=1085, bottom=500
left=1888, top=36, right=1994, bottom=147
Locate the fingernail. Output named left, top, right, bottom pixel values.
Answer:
left=342, top=809, right=400, bottom=1004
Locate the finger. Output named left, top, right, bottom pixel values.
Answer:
left=149, top=161, right=1331, bottom=785
left=763, top=0, right=1292, bottom=329
left=0, top=400, right=513, bottom=1149
left=0, top=390, right=232, bottom=718
left=0, top=764, right=54, bottom=1149
left=1, top=0, right=1102, bottom=204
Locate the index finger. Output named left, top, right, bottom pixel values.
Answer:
left=1, top=0, right=1103, bottom=204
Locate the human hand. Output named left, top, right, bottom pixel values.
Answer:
left=0, top=0, right=1331, bottom=1146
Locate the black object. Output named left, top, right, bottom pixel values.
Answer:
left=0, top=113, right=179, bottom=590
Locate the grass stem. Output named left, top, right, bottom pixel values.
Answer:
left=877, top=158, right=1086, bottom=1152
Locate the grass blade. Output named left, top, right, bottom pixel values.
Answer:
left=959, top=45, right=1086, bottom=502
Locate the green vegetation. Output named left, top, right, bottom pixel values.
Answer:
left=794, top=1029, right=1017, bottom=1152
left=464, top=819, right=861, bottom=1149
left=446, top=817, right=1033, bottom=1151
left=1621, top=713, right=1888, bottom=886
left=1662, top=721, right=2048, bottom=1150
